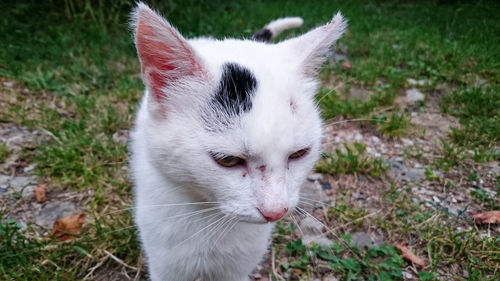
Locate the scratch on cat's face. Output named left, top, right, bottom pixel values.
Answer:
left=257, top=165, right=267, bottom=181
left=289, top=98, right=297, bottom=113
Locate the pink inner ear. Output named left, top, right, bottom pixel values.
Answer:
left=136, top=18, right=202, bottom=101
left=137, top=22, right=176, bottom=100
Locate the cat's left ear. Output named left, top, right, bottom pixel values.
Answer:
left=131, top=2, right=207, bottom=102
left=281, top=13, right=347, bottom=76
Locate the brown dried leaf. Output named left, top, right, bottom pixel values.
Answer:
left=395, top=242, right=425, bottom=268
left=473, top=211, right=500, bottom=224
left=52, top=213, right=85, bottom=241
left=342, top=61, right=352, bottom=70
left=34, top=184, right=46, bottom=203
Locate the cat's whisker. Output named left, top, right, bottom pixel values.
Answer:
left=297, top=200, right=317, bottom=208
left=184, top=211, right=221, bottom=226
left=299, top=197, right=330, bottom=208
left=166, top=207, right=221, bottom=224
left=295, top=206, right=363, bottom=260
left=98, top=207, right=221, bottom=236
left=211, top=216, right=239, bottom=251
left=299, top=197, right=329, bottom=204
left=173, top=214, right=227, bottom=250
left=325, top=118, right=387, bottom=126
left=204, top=215, right=233, bottom=244
left=104, top=202, right=221, bottom=215
left=316, top=88, right=337, bottom=104
left=290, top=214, right=317, bottom=264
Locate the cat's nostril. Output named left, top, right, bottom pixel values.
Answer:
left=258, top=207, right=288, bottom=222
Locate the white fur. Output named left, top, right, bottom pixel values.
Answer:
left=129, top=3, right=346, bottom=281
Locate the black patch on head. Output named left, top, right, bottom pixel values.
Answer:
left=211, top=63, right=257, bottom=118
left=253, top=28, right=272, bottom=42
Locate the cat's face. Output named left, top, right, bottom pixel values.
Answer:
left=132, top=3, right=346, bottom=223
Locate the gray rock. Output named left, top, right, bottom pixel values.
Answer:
left=406, top=168, right=426, bottom=181
left=299, top=180, right=328, bottom=212
left=24, top=163, right=36, bottom=173
left=36, top=201, right=77, bottom=228
left=302, top=234, right=333, bottom=247
left=299, top=217, right=324, bottom=235
left=348, top=88, right=371, bottom=100
left=0, top=174, right=10, bottom=187
left=351, top=232, right=372, bottom=248
left=2, top=81, right=14, bottom=87
left=370, top=231, right=385, bottom=247
left=3, top=175, right=37, bottom=195
left=406, top=88, right=425, bottom=103
left=21, top=184, right=37, bottom=197
left=387, top=160, right=426, bottom=182
left=447, top=208, right=459, bottom=216
left=322, top=275, right=339, bottom=281
left=407, top=78, right=429, bottom=86
left=402, top=271, right=414, bottom=280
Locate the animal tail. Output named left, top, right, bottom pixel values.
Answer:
left=253, top=17, right=304, bottom=42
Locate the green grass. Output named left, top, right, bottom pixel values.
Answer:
left=1, top=0, right=499, bottom=280
left=441, top=85, right=500, bottom=161
left=0, top=142, right=9, bottom=162
left=315, top=142, right=388, bottom=177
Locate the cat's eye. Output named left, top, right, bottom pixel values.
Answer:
left=289, top=148, right=310, bottom=160
left=210, top=153, right=245, bottom=168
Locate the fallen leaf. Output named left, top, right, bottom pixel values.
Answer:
left=473, top=211, right=500, bottom=224
left=395, top=242, right=425, bottom=268
left=52, top=213, right=85, bottom=241
left=342, top=61, right=352, bottom=70
left=34, top=184, right=46, bottom=203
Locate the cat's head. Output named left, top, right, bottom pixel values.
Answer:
left=131, top=3, right=346, bottom=223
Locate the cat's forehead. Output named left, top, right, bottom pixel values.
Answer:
left=190, top=38, right=292, bottom=74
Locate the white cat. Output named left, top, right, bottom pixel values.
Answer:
left=129, top=2, right=346, bottom=281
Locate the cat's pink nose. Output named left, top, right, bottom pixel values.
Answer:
left=258, top=207, right=288, bottom=222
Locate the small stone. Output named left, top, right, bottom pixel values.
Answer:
left=348, top=87, right=370, bottom=100
left=433, top=196, right=441, bottom=203
left=401, top=138, right=414, bottom=146
left=407, top=78, right=428, bottom=86
left=21, top=184, right=37, bottom=197
left=351, top=232, right=372, bottom=248
left=302, top=234, right=333, bottom=247
left=412, top=197, right=419, bottom=203
left=411, top=112, right=418, bottom=118
left=402, top=271, right=413, bottom=279
left=36, top=201, right=78, bottom=228
left=24, top=163, right=36, bottom=173
left=320, top=181, right=331, bottom=190
left=2, top=81, right=14, bottom=87
left=299, top=217, right=324, bottom=234
left=323, top=275, right=339, bottom=281
left=405, top=168, right=426, bottom=182
left=9, top=175, right=37, bottom=193
left=405, top=88, right=425, bottom=103
left=448, top=208, right=459, bottom=216
left=354, top=132, right=363, bottom=141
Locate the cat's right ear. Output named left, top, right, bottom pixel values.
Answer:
left=131, top=2, right=207, bottom=102
left=281, top=13, right=347, bottom=76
